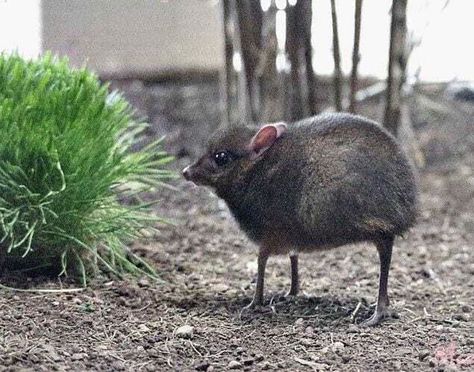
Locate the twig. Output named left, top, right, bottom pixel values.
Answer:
left=351, top=301, right=362, bottom=323
left=0, top=283, right=85, bottom=293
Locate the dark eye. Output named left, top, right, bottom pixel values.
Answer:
left=214, top=151, right=232, bottom=167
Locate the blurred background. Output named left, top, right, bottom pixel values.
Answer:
left=2, top=0, right=473, bottom=81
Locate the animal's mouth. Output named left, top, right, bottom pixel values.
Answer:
left=182, top=165, right=211, bottom=186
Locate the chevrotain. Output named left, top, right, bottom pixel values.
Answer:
left=183, top=113, right=418, bottom=326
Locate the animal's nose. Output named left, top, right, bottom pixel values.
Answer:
left=182, top=166, right=191, bottom=180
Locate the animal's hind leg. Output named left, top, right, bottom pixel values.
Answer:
left=286, top=253, right=299, bottom=297
left=361, top=235, right=397, bottom=326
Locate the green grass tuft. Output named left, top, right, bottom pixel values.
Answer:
left=0, top=53, right=175, bottom=284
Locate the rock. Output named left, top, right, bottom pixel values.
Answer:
left=342, top=355, right=351, bottom=363
left=312, top=363, right=330, bottom=370
left=246, top=261, right=258, bottom=273
left=295, top=318, right=304, bottom=326
left=213, top=283, right=229, bottom=292
left=111, top=361, right=125, bottom=370
left=138, top=277, right=151, bottom=287
left=176, top=325, right=194, bottom=339
left=305, top=326, right=314, bottom=335
left=228, top=360, right=242, bottom=369
left=72, top=297, right=82, bottom=305
left=243, top=358, right=254, bottom=366
left=194, top=361, right=210, bottom=371
left=138, top=324, right=150, bottom=332
left=43, top=344, right=61, bottom=362
left=71, top=352, right=87, bottom=361
left=418, top=350, right=430, bottom=361
left=453, top=313, right=468, bottom=322
left=392, top=361, right=402, bottom=370
left=347, top=324, right=359, bottom=333
left=331, top=342, right=345, bottom=353
left=301, top=338, right=313, bottom=347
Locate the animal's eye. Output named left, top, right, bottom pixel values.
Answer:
left=213, top=151, right=232, bottom=167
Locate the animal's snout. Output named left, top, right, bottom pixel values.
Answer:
left=182, top=165, right=192, bottom=180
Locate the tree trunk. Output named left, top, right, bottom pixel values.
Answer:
left=221, top=0, right=235, bottom=126
left=384, top=0, right=408, bottom=136
left=255, top=8, right=284, bottom=123
left=222, top=0, right=319, bottom=126
left=221, top=0, right=253, bottom=126
left=330, top=0, right=343, bottom=112
left=235, top=0, right=263, bottom=123
left=349, top=0, right=363, bottom=113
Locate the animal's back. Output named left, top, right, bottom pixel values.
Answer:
left=250, top=113, right=418, bottom=248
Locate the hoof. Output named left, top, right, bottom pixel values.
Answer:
left=239, top=300, right=273, bottom=319
left=360, top=308, right=398, bottom=327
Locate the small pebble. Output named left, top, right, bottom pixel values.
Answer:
left=243, top=358, right=254, bottom=366
left=301, top=338, right=313, bottom=347
left=331, top=341, right=345, bottom=353
left=138, top=324, right=150, bottom=332
left=347, top=324, right=360, bottom=333
left=228, top=360, right=242, bottom=369
left=138, top=278, right=151, bottom=287
left=305, top=326, right=314, bottom=335
left=295, top=318, right=304, bottom=326
left=111, top=361, right=125, bottom=370
left=194, top=361, right=210, bottom=371
left=313, top=363, right=329, bottom=370
left=392, top=361, right=402, bottom=370
left=176, top=325, right=194, bottom=339
left=71, top=353, right=86, bottom=361
left=213, top=283, right=229, bottom=292
left=418, top=350, right=430, bottom=361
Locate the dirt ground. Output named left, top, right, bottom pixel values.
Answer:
left=0, top=81, right=473, bottom=371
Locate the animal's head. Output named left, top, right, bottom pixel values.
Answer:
left=182, top=123, right=287, bottom=191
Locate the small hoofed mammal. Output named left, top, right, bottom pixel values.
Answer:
left=183, top=113, right=418, bottom=326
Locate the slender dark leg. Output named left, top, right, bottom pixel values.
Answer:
left=286, top=254, right=299, bottom=297
left=362, top=235, right=395, bottom=326
left=244, top=249, right=269, bottom=309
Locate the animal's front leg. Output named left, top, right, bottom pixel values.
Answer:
left=244, top=249, right=269, bottom=309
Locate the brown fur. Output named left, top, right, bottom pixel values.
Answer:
left=184, top=113, right=418, bottom=255
left=184, top=113, right=419, bottom=323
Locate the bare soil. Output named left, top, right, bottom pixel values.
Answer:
left=1, top=81, right=473, bottom=371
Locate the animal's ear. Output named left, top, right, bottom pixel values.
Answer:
left=249, top=122, right=287, bottom=157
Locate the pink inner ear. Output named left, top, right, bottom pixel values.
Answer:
left=250, top=122, right=287, bottom=155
